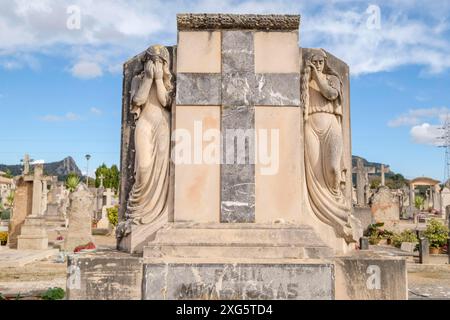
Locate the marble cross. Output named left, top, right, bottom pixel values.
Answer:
left=176, top=31, right=300, bottom=223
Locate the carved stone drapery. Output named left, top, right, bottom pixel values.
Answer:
left=301, top=48, right=360, bottom=243
left=117, top=45, right=175, bottom=252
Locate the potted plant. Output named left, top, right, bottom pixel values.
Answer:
left=424, top=218, right=449, bottom=254
left=365, top=222, right=384, bottom=245
left=0, top=231, right=8, bottom=246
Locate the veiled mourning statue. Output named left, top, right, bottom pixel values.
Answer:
left=116, top=45, right=174, bottom=240
left=301, top=48, right=357, bottom=243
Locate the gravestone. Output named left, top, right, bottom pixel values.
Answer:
left=67, top=13, right=407, bottom=301
left=352, top=159, right=375, bottom=206
left=8, top=177, right=33, bottom=248
left=64, top=184, right=95, bottom=252
left=97, top=188, right=114, bottom=229
left=370, top=186, right=400, bottom=228
left=17, top=216, right=48, bottom=250
left=11, top=163, right=52, bottom=249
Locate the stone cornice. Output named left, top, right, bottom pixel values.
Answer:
left=177, top=14, right=300, bottom=31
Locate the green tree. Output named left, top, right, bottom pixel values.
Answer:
left=386, top=174, right=408, bottom=189
left=370, top=178, right=381, bottom=189
left=3, top=169, right=13, bottom=179
left=95, top=164, right=120, bottom=192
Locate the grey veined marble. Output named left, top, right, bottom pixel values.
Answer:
left=176, top=73, right=222, bottom=105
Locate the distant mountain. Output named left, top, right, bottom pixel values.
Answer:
left=352, top=155, right=404, bottom=183
left=352, top=155, right=397, bottom=175
left=0, top=156, right=82, bottom=181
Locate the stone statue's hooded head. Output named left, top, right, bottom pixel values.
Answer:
left=301, top=48, right=343, bottom=116
left=143, top=45, right=174, bottom=94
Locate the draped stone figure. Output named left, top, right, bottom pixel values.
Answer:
left=116, top=45, right=174, bottom=242
left=301, top=48, right=357, bottom=243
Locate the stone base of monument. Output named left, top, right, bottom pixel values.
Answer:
left=66, top=223, right=408, bottom=300
left=143, top=223, right=334, bottom=260
left=17, top=216, right=49, bottom=250
left=66, top=249, right=407, bottom=300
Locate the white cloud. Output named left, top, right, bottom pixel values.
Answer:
left=0, top=1, right=450, bottom=76
left=410, top=123, right=443, bottom=146
left=90, top=107, right=102, bottom=115
left=39, top=112, right=81, bottom=122
left=70, top=61, right=102, bottom=79
left=388, top=107, right=450, bottom=127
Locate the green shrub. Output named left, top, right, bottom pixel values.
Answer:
left=107, top=206, right=118, bottom=227
left=0, top=293, right=5, bottom=300
left=392, top=230, right=418, bottom=248
left=41, top=287, right=65, bottom=300
left=1, top=209, right=11, bottom=220
left=415, top=196, right=424, bottom=210
left=65, top=175, right=80, bottom=192
left=424, top=218, right=449, bottom=248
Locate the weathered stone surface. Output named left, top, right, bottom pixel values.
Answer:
left=8, top=178, right=33, bottom=248
left=17, top=216, right=48, bottom=250
left=334, top=252, right=408, bottom=300
left=370, top=186, right=400, bottom=226
left=222, top=31, right=254, bottom=73
left=144, top=223, right=334, bottom=259
left=254, top=73, right=300, bottom=106
left=64, top=184, right=94, bottom=252
left=400, top=242, right=416, bottom=253
left=176, top=73, right=222, bottom=105
left=222, top=72, right=256, bottom=106
left=143, top=262, right=334, bottom=300
left=352, top=207, right=373, bottom=233
left=177, top=14, right=300, bottom=31
left=66, top=250, right=143, bottom=300
left=119, top=46, right=176, bottom=224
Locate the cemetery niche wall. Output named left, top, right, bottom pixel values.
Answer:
left=67, top=13, right=407, bottom=300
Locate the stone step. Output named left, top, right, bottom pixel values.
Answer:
left=144, top=244, right=333, bottom=259
left=144, top=223, right=333, bottom=259
left=151, top=224, right=325, bottom=246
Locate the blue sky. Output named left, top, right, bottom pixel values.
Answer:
left=0, top=0, right=449, bottom=181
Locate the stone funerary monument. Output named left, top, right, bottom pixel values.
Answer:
left=67, top=14, right=407, bottom=300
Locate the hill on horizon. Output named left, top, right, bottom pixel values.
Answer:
left=0, top=156, right=82, bottom=181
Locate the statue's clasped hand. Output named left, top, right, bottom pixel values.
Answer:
left=144, top=60, right=154, bottom=79
left=154, top=61, right=163, bottom=80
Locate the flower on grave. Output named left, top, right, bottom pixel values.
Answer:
left=74, top=241, right=96, bottom=253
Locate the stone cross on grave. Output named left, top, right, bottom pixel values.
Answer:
left=99, top=174, right=105, bottom=188
left=378, top=164, right=390, bottom=187
left=176, top=20, right=300, bottom=223
left=352, top=158, right=376, bottom=206
left=21, top=154, right=32, bottom=175
left=103, top=188, right=114, bottom=207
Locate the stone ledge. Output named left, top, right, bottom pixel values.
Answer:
left=177, top=14, right=300, bottom=31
